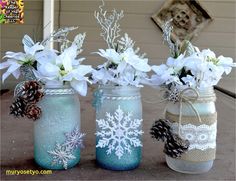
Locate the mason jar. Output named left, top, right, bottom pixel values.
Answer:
left=34, top=85, right=83, bottom=170
left=94, top=85, right=143, bottom=171
left=165, top=87, right=217, bottom=174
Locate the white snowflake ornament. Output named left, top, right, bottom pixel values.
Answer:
left=64, top=126, right=86, bottom=149
left=96, top=105, right=143, bottom=159
left=47, top=143, right=76, bottom=169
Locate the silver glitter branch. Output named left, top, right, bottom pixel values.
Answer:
left=40, top=26, right=85, bottom=53
left=162, top=19, right=179, bottom=57
left=118, top=33, right=134, bottom=51
left=73, top=33, right=86, bottom=55
left=94, top=0, right=124, bottom=49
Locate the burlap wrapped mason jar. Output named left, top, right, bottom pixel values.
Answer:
left=165, top=87, right=217, bottom=174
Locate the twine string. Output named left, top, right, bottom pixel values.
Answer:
left=178, top=88, right=201, bottom=136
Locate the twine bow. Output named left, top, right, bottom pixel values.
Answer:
left=178, top=88, right=201, bottom=136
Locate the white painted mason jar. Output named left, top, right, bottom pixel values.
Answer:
left=93, top=85, right=143, bottom=171
left=34, top=85, right=83, bottom=170
left=165, top=87, right=217, bottom=174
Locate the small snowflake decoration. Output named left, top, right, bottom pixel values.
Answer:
left=64, top=126, right=86, bottom=149
left=47, top=143, right=76, bottom=169
left=96, top=105, right=143, bottom=159
left=164, top=88, right=180, bottom=103
left=47, top=125, right=85, bottom=169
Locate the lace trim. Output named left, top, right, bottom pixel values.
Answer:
left=171, top=122, right=217, bottom=150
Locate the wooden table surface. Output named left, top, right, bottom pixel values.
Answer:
left=0, top=89, right=235, bottom=180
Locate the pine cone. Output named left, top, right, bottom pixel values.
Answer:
left=21, top=81, right=44, bottom=103
left=10, top=97, right=27, bottom=117
left=25, top=104, right=42, bottom=120
left=150, top=119, right=172, bottom=142
left=164, top=134, right=190, bottom=158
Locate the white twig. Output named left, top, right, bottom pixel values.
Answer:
left=94, top=0, right=124, bottom=49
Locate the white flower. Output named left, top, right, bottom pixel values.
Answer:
left=91, top=68, right=114, bottom=85
left=217, top=55, right=236, bottom=75
left=34, top=44, right=92, bottom=96
left=0, top=35, right=44, bottom=82
left=201, top=49, right=216, bottom=59
left=120, top=48, right=151, bottom=72
left=151, top=63, right=182, bottom=86
left=93, top=47, right=151, bottom=86
left=95, top=49, right=121, bottom=64
left=166, top=54, right=186, bottom=73
left=181, top=75, right=196, bottom=87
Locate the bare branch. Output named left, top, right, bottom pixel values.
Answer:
left=94, top=0, right=124, bottom=49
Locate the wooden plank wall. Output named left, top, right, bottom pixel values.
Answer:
left=1, top=0, right=235, bottom=93
left=58, top=0, right=236, bottom=93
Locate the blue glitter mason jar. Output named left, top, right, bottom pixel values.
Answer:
left=34, top=85, right=84, bottom=170
left=94, top=85, right=143, bottom=171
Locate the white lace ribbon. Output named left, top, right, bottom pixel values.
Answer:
left=171, top=122, right=217, bottom=150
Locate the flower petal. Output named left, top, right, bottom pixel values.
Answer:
left=1, top=62, right=21, bottom=82
left=70, top=80, right=88, bottom=96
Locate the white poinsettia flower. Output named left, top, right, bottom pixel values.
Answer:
left=95, top=49, right=121, bottom=64
left=93, top=47, right=151, bottom=86
left=36, top=62, right=60, bottom=80
left=151, top=64, right=182, bottom=86
left=120, top=48, right=151, bottom=72
left=181, top=75, right=197, bottom=87
left=0, top=60, right=22, bottom=82
left=217, top=55, right=236, bottom=75
left=91, top=68, right=114, bottom=85
left=201, top=49, right=216, bottom=59
left=152, top=64, right=168, bottom=75
left=0, top=35, right=44, bottom=82
left=166, top=54, right=186, bottom=72
left=35, top=49, right=58, bottom=65
left=62, top=64, right=93, bottom=96
left=184, top=55, right=208, bottom=75
left=34, top=44, right=93, bottom=96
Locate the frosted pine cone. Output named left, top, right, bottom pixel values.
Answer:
left=164, top=134, right=190, bottom=158
left=25, top=104, right=42, bottom=120
left=150, top=119, right=190, bottom=158
left=10, top=97, right=27, bottom=117
left=150, top=119, right=172, bottom=142
left=21, top=81, right=44, bottom=103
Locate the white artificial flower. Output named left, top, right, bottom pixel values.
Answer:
left=217, top=55, right=236, bottom=75
left=166, top=54, right=186, bottom=73
left=95, top=49, right=121, bottom=64
left=184, top=54, right=208, bottom=76
left=150, top=64, right=182, bottom=86
left=93, top=47, right=151, bottom=87
left=120, top=48, right=151, bottom=72
left=152, top=64, right=168, bottom=75
left=34, top=44, right=92, bottom=96
left=0, top=35, right=44, bottom=82
left=91, top=69, right=113, bottom=85
left=181, top=75, right=196, bottom=87
left=201, top=49, right=216, bottom=59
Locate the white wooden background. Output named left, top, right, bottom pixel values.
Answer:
left=1, top=0, right=235, bottom=93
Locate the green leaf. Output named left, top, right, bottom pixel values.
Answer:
left=0, top=14, right=5, bottom=24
